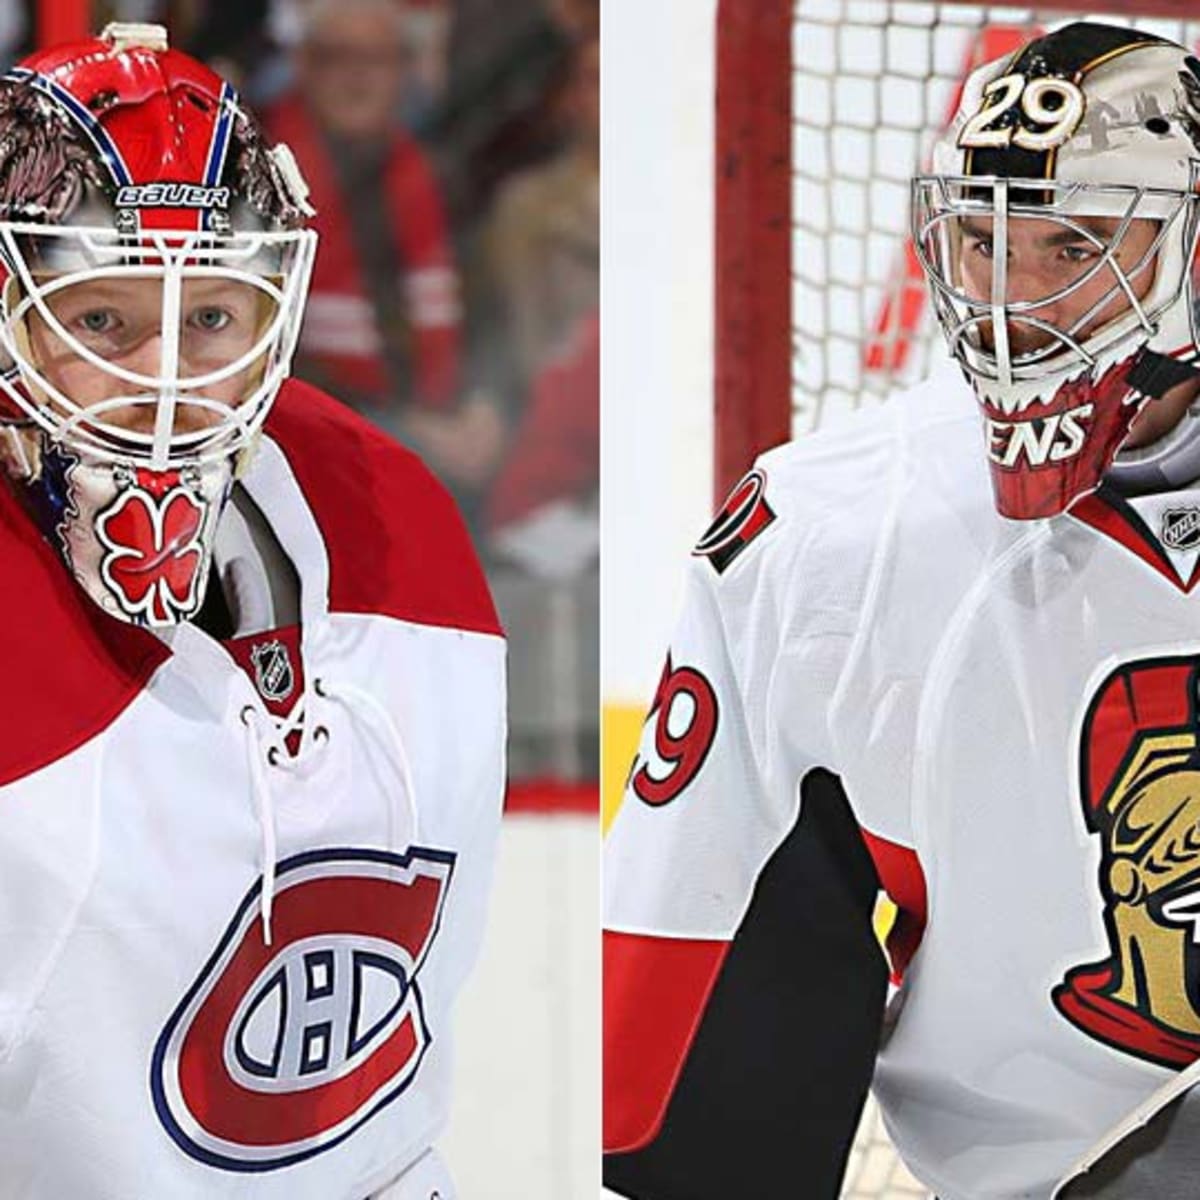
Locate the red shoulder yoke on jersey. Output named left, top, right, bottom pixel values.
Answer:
left=0, top=478, right=169, bottom=786
left=265, top=380, right=501, bottom=638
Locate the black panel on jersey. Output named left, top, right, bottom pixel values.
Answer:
left=966, top=23, right=1171, bottom=184
left=604, top=769, right=888, bottom=1200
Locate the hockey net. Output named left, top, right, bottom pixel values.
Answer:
left=713, top=3, right=1200, bottom=1198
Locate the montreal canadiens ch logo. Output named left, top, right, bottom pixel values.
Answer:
left=150, top=847, right=455, bottom=1172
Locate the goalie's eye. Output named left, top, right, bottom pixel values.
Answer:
left=1060, top=243, right=1100, bottom=265
left=76, top=308, right=122, bottom=335
left=188, top=306, right=232, bottom=333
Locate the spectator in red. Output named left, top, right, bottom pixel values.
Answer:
left=263, top=0, right=461, bottom=429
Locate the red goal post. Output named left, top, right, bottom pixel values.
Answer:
left=715, top=0, right=1200, bottom=501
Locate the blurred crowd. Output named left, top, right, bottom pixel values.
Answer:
left=3, top=0, right=599, bottom=805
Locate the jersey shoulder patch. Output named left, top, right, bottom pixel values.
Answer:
left=265, top=380, right=502, bottom=638
left=693, top=468, right=776, bottom=574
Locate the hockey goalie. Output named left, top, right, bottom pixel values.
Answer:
left=0, top=23, right=504, bottom=1200
left=605, top=21, right=1200, bottom=1200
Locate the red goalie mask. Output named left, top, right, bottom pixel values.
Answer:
left=0, top=22, right=317, bottom=625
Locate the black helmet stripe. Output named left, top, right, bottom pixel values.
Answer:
left=965, top=22, right=1172, bottom=182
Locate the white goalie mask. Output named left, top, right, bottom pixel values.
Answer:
left=0, top=24, right=317, bottom=626
left=912, top=22, right=1200, bottom=519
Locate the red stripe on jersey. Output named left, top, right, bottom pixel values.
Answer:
left=265, top=379, right=502, bottom=637
left=603, top=929, right=729, bottom=1153
left=860, top=829, right=928, bottom=980
left=0, top=481, right=168, bottom=785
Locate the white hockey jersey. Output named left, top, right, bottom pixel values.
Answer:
left=604, top=364, right=1200, bottom=1200
left=0, top=380, right=506, bottom=1199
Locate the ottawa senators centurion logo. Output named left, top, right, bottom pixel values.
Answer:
left=1054, top=655, right=1200, bottom=1068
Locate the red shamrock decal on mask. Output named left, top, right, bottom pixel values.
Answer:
left=96, top=469, right=208, bottom=625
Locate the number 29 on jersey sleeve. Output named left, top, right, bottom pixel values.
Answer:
left=629, top=654, right=720, bottom=807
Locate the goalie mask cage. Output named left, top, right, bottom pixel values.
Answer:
left=713, top=4, right=1200, bottom=1199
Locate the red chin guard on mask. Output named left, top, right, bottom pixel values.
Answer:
left=980, top=355, right=1146, bottom=520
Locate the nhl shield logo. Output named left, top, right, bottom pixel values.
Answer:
left=250, top=640, right=295, bottom=702
left=1161, top=507, right=1200, bottom=551
left=151, top=846, right=455, bottom=1171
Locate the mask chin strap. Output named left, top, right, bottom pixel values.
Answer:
left=1125, top=348, right=1200, bottom=399
left=1108, top=349, right=1200, bottom=495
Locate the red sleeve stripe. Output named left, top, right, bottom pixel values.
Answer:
left=603, top=929, right=729, bottom=1153
left=859, top=829, right=928, bottom=979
